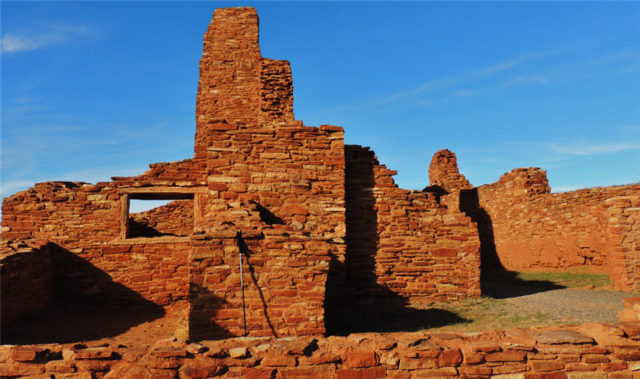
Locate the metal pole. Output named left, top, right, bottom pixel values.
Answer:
left=239, top=242, right=247, bottom=336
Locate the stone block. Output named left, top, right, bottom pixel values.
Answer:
left=343, top=349, right=379, bottom=368
left=486, top=351, right=527, bottom=362
left=336, top=367, right=386, bottom=379
left=531, top=360, right=565, bottom=372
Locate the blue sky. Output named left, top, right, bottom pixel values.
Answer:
left=2, top=1, right=639, bottom=206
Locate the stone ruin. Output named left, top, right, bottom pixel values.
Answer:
left=2, top=7, right=639, bottom=343
left=430, top=149, right=640, bottom=292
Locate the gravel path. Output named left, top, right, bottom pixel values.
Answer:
left=504, top=288, right=640, bottom=324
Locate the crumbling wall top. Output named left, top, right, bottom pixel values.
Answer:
left=194, top=6, right=295, bottom=159
left=492, top=167, right=551, bottom=197
left=428, top=149, right=473, bottom=193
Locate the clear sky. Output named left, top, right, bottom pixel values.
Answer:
left=2, top=1, right=639, bottom=207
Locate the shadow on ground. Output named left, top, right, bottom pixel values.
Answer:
left=481, top=270, right=565, bottom=299
left=326, top=299, right=470, bottom=336
left=326, top=145, right=470, bottom=336
left=457, top=188, right=566, bottom=300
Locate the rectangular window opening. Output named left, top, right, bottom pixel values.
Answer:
left=126, top=193, right=195, bottom=238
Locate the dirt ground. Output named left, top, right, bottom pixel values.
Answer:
left=2, top=301, right=188, bottom=347
left=327, top=270, right=638, bottom=335
left=2, top=271, right=636, bottom=346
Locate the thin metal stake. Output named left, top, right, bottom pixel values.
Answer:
left=239, top=241, right=247, bottom=336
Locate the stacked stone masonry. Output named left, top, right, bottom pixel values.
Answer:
left=345, top=146, right=480, bottom=304
left=430, top=149, right=640, bottom=292
left=1, top=324, right=639, bottom=378
left=0, top=241, right=54, bottom=324
left=1, top=4, right=638, bottom=350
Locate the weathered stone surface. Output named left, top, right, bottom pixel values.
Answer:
left=485, top=351, right=527, bottom=362
left=178, top=358, right=224, bottom=379
left=438, top=348, right=463, bottom=367
left=0, top=325, right=638, bottom=377
left=345, top=145, right=481, bottom=305
left=229, top=347, right=249, bottom=359
left=11, top=346, right=40, bottom=362
left=103, top=362, right=154, bottom=379
left=336, top=367, right=386, bottom=379
left=428, top=149, right=473, bottom=192
left=439, top=154, right=640, bottom=291
left=531, top=360, right=565, bottom=372
left=74, top=347, right=114, bottom=360
left=533, top=329, right=594, bottom=345
left=342, top=349, right=379, bottom=369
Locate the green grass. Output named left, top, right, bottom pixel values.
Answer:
left=429, top=296, right=562, bottom=333
left=423, top=270, right=612, bottom=333
left=328, top=270, right=613, bottom=335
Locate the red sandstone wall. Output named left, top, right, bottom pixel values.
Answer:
left=111, top=159, right=207, bottom=187
left=428, top=149, right=473, bottom=192
left=1, top=158, right=207, bottom=244
left=1, top=175, right=202, bottom=306
left=474, top=173, right=639, bottom=276
left=1, top=182, right=121, bottom=246
left=428, top=150, right=640, bottom=292
left=1, top=241, right=53, bottom=324
left=93, top=241, right=191, bottom=305
left=345, top=145, right=481, bottom=304
left=192, top=122, right=346, bottom=337
left=1, top=324, right=638, bottom=378
left=189, top=234, right=332, bottom=339
left=1, top=7, right=346, bottom=339
left=260, top=58, right=295, bottom=123
left=188, top=7, right=347, bottom=338
left=194, top=7, right=263, bottom=159
left=606, top=193, right=640, bottom=292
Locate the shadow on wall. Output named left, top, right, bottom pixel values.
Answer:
left=188, top=286, right=234, bottom=341
left=237, top=234, right=279, bottom=337
left=325, top=145, right=470, bottom=335
left=459, top=188, right=507, bottom=296
left=459, top=188, right=502, bottom=273
left=250, top=200, right=285, bottom=225
left=1, top=244, right=165, bottom=344
left=129, top=218, right=173, bottom=237
left=458, top=189, right=566, bottom=299
left=422, top=184, right=449, bottom=204
left=189, top=235, right=277, bottom=341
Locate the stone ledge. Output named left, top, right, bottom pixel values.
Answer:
left=111, top=236, right=193, bottom=245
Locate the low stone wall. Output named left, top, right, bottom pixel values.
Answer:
left=0, top=241, right=53, bottom=324
left=1, top=324, right=638, bottom=378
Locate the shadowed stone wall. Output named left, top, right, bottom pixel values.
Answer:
left=431, top=149, right=640, bottom=292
